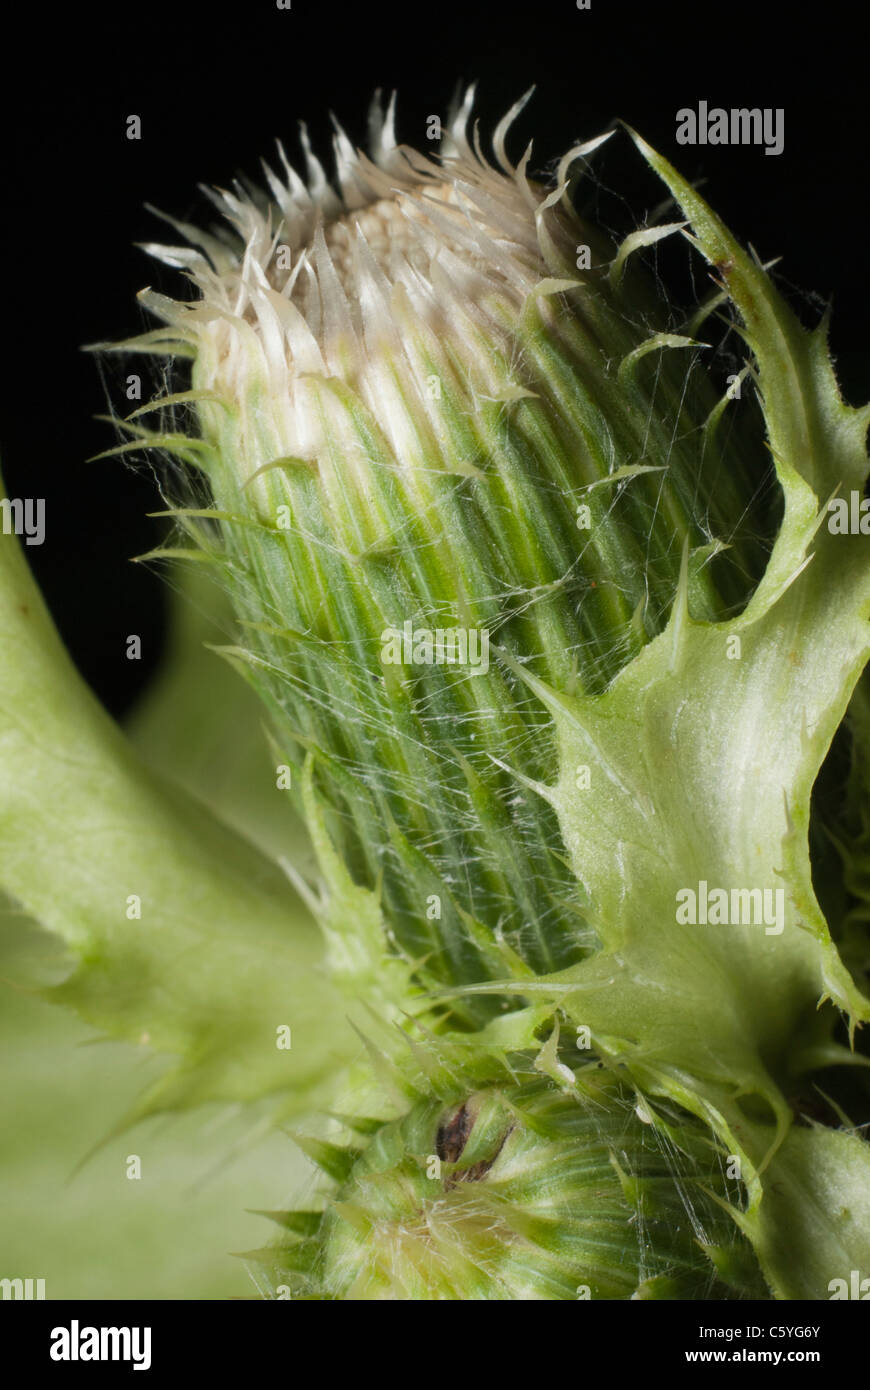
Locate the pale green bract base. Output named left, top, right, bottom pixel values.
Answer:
left=0, top=501, right=367, bottom=1128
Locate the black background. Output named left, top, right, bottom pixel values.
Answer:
left=3, top=0, right=867, bottom=717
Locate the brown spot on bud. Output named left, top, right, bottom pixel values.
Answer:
left=436, top=1099, right=514, bottom=1189
left=436, top=1101, right=473, bottom=1165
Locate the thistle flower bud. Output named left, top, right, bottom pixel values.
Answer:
left=121, top=90, right=767, bottom=999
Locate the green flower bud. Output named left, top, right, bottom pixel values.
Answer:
left=118, top=90, right=768, bottom=1001
left=261, top=1051, right=765, bottom=1301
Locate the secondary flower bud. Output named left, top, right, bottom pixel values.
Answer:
left=267, top=1056, right=765, bottom=1301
